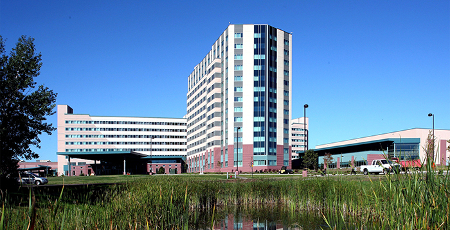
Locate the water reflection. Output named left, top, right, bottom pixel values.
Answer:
left=211, top=205, right=329, bottom=230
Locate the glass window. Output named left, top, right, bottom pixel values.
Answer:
left=254, top=54, right=265, bottom=59
left=234, top=65, right=243, bottom=71
left=234, top=76, right=243, bottom=81
left=234, top=33, right=243, bottom=38
left=234, top=44, right=243, bottom=49
left=234, top=54, right=243, bottom=60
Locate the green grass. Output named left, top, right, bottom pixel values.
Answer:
left=1, top=166, right=449, bottom=229
left=47, top=174, right=150, bottom=185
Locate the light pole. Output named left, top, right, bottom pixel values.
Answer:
left=304, top=104, right=309, bottom=151
left=150, top=137, right=153, bottom=175
left=428, top=113, right=434, bottom=159
left=236, top=127, right=240, bottom=174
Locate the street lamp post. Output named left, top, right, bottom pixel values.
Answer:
left=150, top=137, right=152, bottom=175
left=236, top=127, right=240, bottom=174
left=428, top=113, right=434, bottom=160
left=304, top=104, right=309, bottom=151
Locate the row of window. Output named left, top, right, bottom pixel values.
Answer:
left=65, top=141, right=186, bottom=145
left=292, top=128, right=307, bottom=131
left=65, top=120, right=185, bottom=126
left=65, top=127, right=186, bottom=132
left=65, top=135, right=186, bottom=139
left=292, top=139, right=306, bottom=142
left=65, top=148, right=186, bottom=152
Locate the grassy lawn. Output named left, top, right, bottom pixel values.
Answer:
left=45, top=172, right=381, bottom=185
left=47, top=174, right=150, bottom=185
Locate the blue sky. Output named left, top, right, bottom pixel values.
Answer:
left=1, top=0, right=449, bottom=162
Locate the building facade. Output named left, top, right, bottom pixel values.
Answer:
left=57, top=105, right=187, bottom=175
left=291, top=117, right=308, bottom=159
left=186, top=24, right=292, bottom=173
left=314, top=128, right=450, bottom=169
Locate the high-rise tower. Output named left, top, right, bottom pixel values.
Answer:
left=186, top=24, right=292, bottom=173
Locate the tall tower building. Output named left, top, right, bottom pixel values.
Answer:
left=186, top=24, right=292, bottom=173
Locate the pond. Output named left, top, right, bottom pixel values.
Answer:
left=192, top=205, right=337, bottom=230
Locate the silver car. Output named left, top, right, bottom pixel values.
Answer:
left=18, top=172, right=48, bottom=185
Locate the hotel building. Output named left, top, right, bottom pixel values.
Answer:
left=186, top=24, right=292, bottom=173
left=291, top=117, right=308, bottom=159
left=57, top=105, right=187, bottom=175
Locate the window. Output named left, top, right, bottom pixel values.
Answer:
left=234, top=65, right=243, bottom=71
left=254, top=54, right=265, bottom=59
left=234, top=107, right=243, bottom=112
left=234, top=33, right=243, bottom=38
left=284, top=70, right=289, bottom=76
left=254, top=87, right=265, bottom=92
left=254, top=117, right=265, bottom=122
left=284, top=100, right=289, bottom=105
left=254, top=136, right=264, bottom=141
left=234, top=87, right=243, bottom=92
left=284, top=90, right=289, bottom=96
left=284, top=50, right=289, bottom=56
left=234, top=117, right=243, bottom=122
left=234, top=76, right=242, bottom=81
left=270, top=46, right=277, bottom=51
left=254, top=33, right=261, bottom=38
left=254, top=65, right=262, bottom=70
left=284, top=40, right=289, bottom=46
left=234, top=44, right=243, bottom=49
left=234, top=97, right=243, bottom=102
left=234, top=54, right=243, bottom=60
left=284, top=60, right=289, bottom=66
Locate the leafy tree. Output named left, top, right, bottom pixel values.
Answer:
left=0, top=36, right=57, bottom=183
left=323, top=153, right=334, bottom=169
left=302, top=149, right=318, bottom=170
left=157, top=167, right=165, bottom=174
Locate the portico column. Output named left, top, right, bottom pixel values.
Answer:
left=123, top=157, right=126, bottom=175
left=68, top=156, right=71, bottom=176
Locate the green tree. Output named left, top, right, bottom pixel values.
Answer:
left=157, top=167, right=165, bottom=174
left=0, top=36, right=57, bottom=182
left=302, top=149, right=318, bottom=170
left=323, top=153, right=334, bottom=169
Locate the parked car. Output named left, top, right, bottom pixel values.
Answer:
left=279, top=166, right=294, bottom=174
left=17, top=172, right=48, bottom=185
left=360, top=159, right=401, bottom=175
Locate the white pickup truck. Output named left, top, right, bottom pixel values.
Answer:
left=360, top=159, right=401, bottom=175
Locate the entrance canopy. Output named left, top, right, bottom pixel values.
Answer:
left=57, top=151, right=146, bottom=161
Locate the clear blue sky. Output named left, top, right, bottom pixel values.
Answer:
left=1, top=0, right=449, bottom=162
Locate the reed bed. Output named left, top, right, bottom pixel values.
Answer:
left=1, top=168, right=449, bottom=229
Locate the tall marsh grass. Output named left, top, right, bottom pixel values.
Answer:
left=0, top=168, right=449, bottom=229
